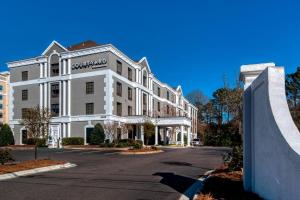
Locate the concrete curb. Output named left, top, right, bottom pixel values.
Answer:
left=0, top=162, right=77, bottom=181
left=119, top=150, right=163, bottom=155
left=63, top=146, right=129, bottom=151
left=178, top=169, right=215, bottom=200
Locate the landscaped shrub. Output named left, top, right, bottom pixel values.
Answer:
left=0, top=148, right=14, bottom=165
left=24, top=138, right=47, bottom=147
left=90, top=123, right=105, bottom=145
left=223, top=145, right=243, bottom=171
left=133, top=140, right=143, bottom=149
left=62, top=137, right=84, bottom=145
left=0, top=124, right=14, bottom=146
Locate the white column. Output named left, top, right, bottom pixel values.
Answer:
left=39, top=63, right=43, bottom=78
left=39, top=84, right=43, bottom=108
left=44, top=63, right=48, bottom=77
left=59, top=81, right=62, bottom=117
left=48, top=83, right=51, bottom=109
left=63, top=60, right=66, bottom=75
left=62, top=123, right=66, bottom=138
left=68, top=80, right=71, bottom=116
left=141, top=125, right=144, bottom=145
left=68, top=59, right=71, bottom=74
left=180, top=125, right=184, bottom=146
left=43, top=83, right=47, bottom=108
left=67, top=123, right=71, bottom=137
left=175, top=129, right=178, bottom=144
left=187, top=126, right=191, bottom=147
left=155, top=126, right=158, bottom=145
left=63, top=81, right=66, bottom=116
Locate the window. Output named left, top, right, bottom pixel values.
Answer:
left=86, top=103, right=94, bottom=115
left=22, top=90, right=28, bottom=101
left=157, top=87, right=161, bottom=97
left=185, top=103, right=187, bottom=110
left=158, top=102, right=161, bottom=112
left=0, top=112, right=3, bottom=118
left=128, top=67, right=132, bottom=81
left=51, top=104, right=59, bottom=116
left=128, top=106, right=132, bottom=116
left=0, top=104, right=3, bottom=109
left=167, top=91, right=170, bottom=100
left=117, top=60, right=122, bottom=75
left=167, top=105, right=170, bottom=115
left=0, top=85, right=3, bottom=91
left=86, top=82, right=94, bottom=94
left=51, top=63, right=59, bottom=76
left=117, top=102, right=122, bottom=116
left=117, top=82, right=122, bottom=97
left=0, top=95, right=3, bottom=100
left=22, top=71, right=28, bottom=81
left=51, top=84, right=59, bottom=98
left=22, top=108, right=29, bottom=118
left=143, top=73, right=147, bottom=87
left=143, top=93, right=147, bottom=105
left=117, top=128, right=121, bottom=140
left=128, top=87, right=132, bottom=100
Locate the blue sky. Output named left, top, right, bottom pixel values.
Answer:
left=1, top=0, right=300, bottom=97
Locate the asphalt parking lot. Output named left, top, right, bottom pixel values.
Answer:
left=0, top=147, right=229, bottom=200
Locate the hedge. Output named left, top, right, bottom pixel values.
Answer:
left=0, top=148, right=14, bottom=165
left=0, top=124, right=14, bottom=146
left=62, top=137, right=84, bottom=145
left=23, top=138, right=47, bottom=147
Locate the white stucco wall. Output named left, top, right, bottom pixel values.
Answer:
left=242, top=66, right=300, bottom=200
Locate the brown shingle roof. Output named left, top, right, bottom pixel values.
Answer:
left=67, top=40, right=99, bottom=51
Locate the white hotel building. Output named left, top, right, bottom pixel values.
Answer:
left=8, top=40, right=198, bottom=146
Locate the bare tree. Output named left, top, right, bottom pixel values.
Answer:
left=20, top=106, right=52, bottom=159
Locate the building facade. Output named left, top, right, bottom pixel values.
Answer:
left=0, top=72, right=10, bottom=124
left=8, top=41, right=197, bottom=146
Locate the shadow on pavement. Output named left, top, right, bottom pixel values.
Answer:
left=153, top=172, right=196, bottom=195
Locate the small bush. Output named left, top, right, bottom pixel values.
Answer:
left=133, top=140, right=143, bottom=149
left=24, top=138, right=47, bottom=147
left=90, top=123, right=105, bottom=145
left=0, top=148, right=14, bottom=165
left=0, top=124, right=14, bottom=146
left=223, top=145, right=243, bottom=171
left=62, top=137, right=84, bottom=145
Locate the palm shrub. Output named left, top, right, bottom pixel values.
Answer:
left=0, top=124, right=14, bottom=146
left=90, top=123, right=105, bottom=145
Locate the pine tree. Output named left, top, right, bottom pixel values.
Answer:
left=0, top=124, right=14, bottom=146
left=90, top=123, right=105, bottom=145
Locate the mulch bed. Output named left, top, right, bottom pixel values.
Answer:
left=125, top=147, right=160, bottom=152
left=196, top=166, right=262, bottom=200
left=0, top=159, right=66, bottom=174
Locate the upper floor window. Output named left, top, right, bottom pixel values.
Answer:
left=185, top=103, right=187, bottom=110
left=117, top=102, right=122, bottom=116
left=86, top=82, right=94, bottom=94
left=50, top=54, right=60, bottom=77
left=166, top=105, right=170, bottom=115
left=0, top=104, right=3, bottom=109
left=128, top=67, right=132, bottom=81
left=128, top=106, right=132, bottom=116
left=157, top=87, right=161, bottom=97
left=22, top=71, right=28, bottom=81
left=51, top=63, right=59, bottom=76
left=158, top=102, right=161, bottom=112
left=117, top=82, right=122, bottom=97
left=22, top=108, right=29, bottom=118
left=167, top=91, right=170, bottom=100
left=86, top=103, right=94, bottom=115
left=51, top=104, right=59, bottom=117
left=143, top=93, right=147, bottom=105
left=128, top=87, right=132, bottom=100
left=51, top=83, right=59, bottom=98
left=0, top=85, right=3, bottom=91
left=22, top=90, right=28, bottom=101
left=143, top=71, right=147, bottom=87
left=117, top=60, right=122, bottom=75
left=0, top=95, right=3, bottom=100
